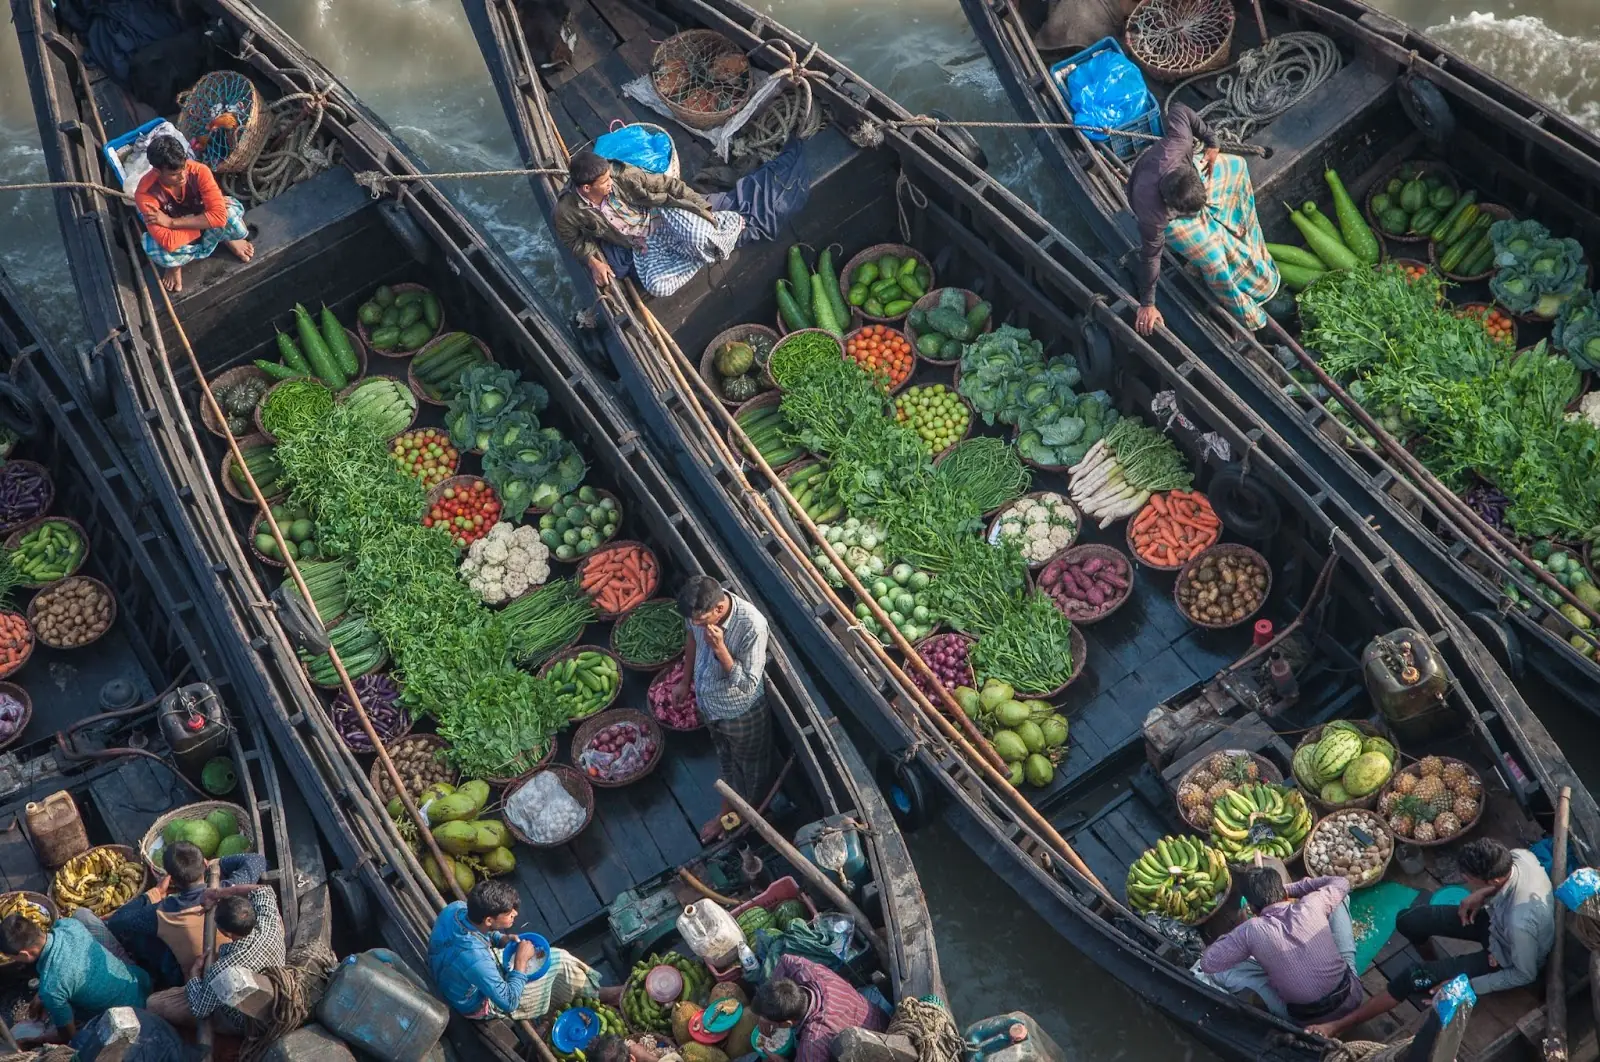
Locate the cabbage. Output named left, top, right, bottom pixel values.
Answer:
left=1491, top=218, right=1551, bottom=266
left=1555, top=290, right=1600, bottom=371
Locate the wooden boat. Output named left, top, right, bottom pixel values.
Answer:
left=0, top=261, right=329, bottom=986
left=8, top=0, right=939, bottom=1055
left=463, top=2, right=1599, bottom=1057
left=961, top=0, right=1600, bottom=708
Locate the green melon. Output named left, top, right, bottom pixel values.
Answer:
left=205, top=808, right=240, bottom=839
left=1319, top=781, right=1350, bottom=805
left=1313, top=728, right=1364, bottom=781
left=1361, top=736, right=1397, bottom=766
left=216, top=834, right=252, bottom=858
left=1343, top=751, right=1392, bottom=797
left=1293, top=743, right=1324, bottom=790
left=178, top=818, right=221, bottom=859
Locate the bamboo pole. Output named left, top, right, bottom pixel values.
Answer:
left=1544, top=786, right=1573, bottom=1062
left=197, top=861, right=221, bottom=1057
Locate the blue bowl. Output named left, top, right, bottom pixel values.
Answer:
left=552, top=1007, right=600, bottom=1053
left=502, top=932, right=552, bottom=981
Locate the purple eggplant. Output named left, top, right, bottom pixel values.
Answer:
left=330, top=673, right=407, bottom=752
left=0, top=463, right=51, bottom=532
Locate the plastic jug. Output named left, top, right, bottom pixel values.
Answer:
left=1362, top=629, right=1452, bottom=744
left=26, top=791, right=89, bottom=869
left=677, top=900, right=743, bottom=968
left=255, top=1023, right=358, bottom=1062
left=794, top=816, right=868, bottom=892
left=964, top=1013, right=1066, bottom=1062
left=158, top=683, right=230, bottom=777
left=315, top=949, right=448, bottom=1062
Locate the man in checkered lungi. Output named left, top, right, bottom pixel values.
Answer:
left=676, top=575, right=774, bottom=843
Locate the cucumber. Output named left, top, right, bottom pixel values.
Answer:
left=1440, top=202, right=1481, bottom=247
left=276, top=331, right=311, bottom=374
left=1449, top=228, right=1495, bottom=276
left=399, top=322, right=434, bottom=351
left=1460, top=242, right=1496, bottom=277
left=787, top=245, right=814, bottom=323
left=882, top=299, right=914, bottom=316
left=847, top=284, right=869, bottom=307
left=421, top=292, right=441, bottom=330
left=1430, top=191, right=1477, bottom=243
left=1266, top=243, right=1326, bottom=271
left=1440, top=216, right=1492, bottom=273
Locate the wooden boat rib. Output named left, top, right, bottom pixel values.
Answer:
left=9, top=0, right=939, bottom=1055
left=465, top=1, right=1600, bottom=1057
left=960, top=0, right=1600, bottom=707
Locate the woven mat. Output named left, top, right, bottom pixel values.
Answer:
left=1350, top=881, right=1420, bottom=972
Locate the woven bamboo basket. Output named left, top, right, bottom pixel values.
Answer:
left=338, top=376, right=418, bottom=436
left=254, top=376, right=336, bottom=445
left=1375, top=756, right=1486, bottom=847
left=1040, top=544, right=1134, bottom=625
left=220, top=435, right=284, bottom=504
left=1431, top=204, right=1513, bottom=282
left=358, top=283, right=446, bottom=356
left=538, top=644, right=623, bottom=719
left=371, top=734, right=458, bottom=803
left=51, top=845, right=147, bottom=917
left=1174, top=543, right=1272, bottom=629
left=408, top=334, right=495, bottom=407
left=138, top=800, right=255, bottom=874
left=0, top=682, right=32, bottom=751
left=27, top=576, right=117, bottom=649
left=838, top=244, right=933, bottom=324
left=986, top=493, right=1082, bottom=570
left=1125, top=0, right=1236, bottom=80
left=575, top=542, right=660, bottom=619
left=1303, top=809, right=1395, bottom=889
left=1366, top=163, right=1459, bottom=245
left=610, top=598, right=686, bottom=671
left=648, top=662, right=704, bottom=732
left=1292, top=720, right=1401, bottom=812
left=1176, top=750, right=1285, bottom=831
left=0, top=460, right=53, bottom=534
left=571, top=708, right=666, bottom=787
left=200, top=365, right=272, bottom=439
left=176, top=71, right=268, bottom=175
left=0, top=613, right=35, bottom=682
left=650, top=31, right=752, bottom=130
left=1009, top=626, right=1088, bottom=701
left=1126, top=491, right=1221, bottom=571
left=700, top=324, right=779, bottom=410
left=905, top=288, right=991, bottom=366
left=503, top=765, right=595, bottom=847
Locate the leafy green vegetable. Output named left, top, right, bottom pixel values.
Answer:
left=1555, top=291, right=1600, bottom=370
left=1490, top=218, right=1550, bottom=266
left=444, top=365, right=550, bottom=453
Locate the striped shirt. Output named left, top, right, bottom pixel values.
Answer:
left=1200, top=875, right=1352, bottom=1005
left=691, top=593, right=769, bottom=722
left=772, top=955, right=887, bottom=1062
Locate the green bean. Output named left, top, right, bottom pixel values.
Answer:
left=502, top=578, right=595, bottom=664
left=611, top=600, right=685, bottom=665
left=933, top=437, right=1031, bottom=513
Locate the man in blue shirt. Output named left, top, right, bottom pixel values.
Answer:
left=1, top=912, right=150, bottom=1042
left=428, top=881, right=621, bottom=1020
left=108, top=841, right=267, bottom=989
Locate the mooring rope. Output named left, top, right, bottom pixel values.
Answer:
left=1170, top=31, right=1342, bottom=142
left=0, top=180, right=133, bottom=201
left=852, top=114, right=1270, bottom=157
left=351, top=167, right=571, bottom=197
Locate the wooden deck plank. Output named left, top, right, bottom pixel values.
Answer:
left=569, top=792, right=638, bottom=908
left=589, top=0, right=655, bottom=44
left=523, top=844, right=606, bottom=933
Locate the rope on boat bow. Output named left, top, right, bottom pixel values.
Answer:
left=350, top=167, right=572, bottom=198
left=1169, top=31, right=1341, bottom=142
left=851, top=114, right=1270, bottom=157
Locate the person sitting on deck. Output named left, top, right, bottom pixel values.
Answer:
left=135, top=135, right=255, bottom=294
left=1306, top=838, right=1554, bottom=1040
left=428, top=880, right=623, bottom=1022
left=1198, top=864, right=1362, bottom=1026
left=590, top=1034, right=681, bottom=1062
left=554, top=137, right=808, bottom=298
left=1127, top=102, right=1278, bottom=336
left=0, top=910, right=150, bottom=1043
left=750, top=954, right=888, bottom=1062
left=143, top=885, right=285, bottom=1035
left=106, top=840, right=267, bottom=989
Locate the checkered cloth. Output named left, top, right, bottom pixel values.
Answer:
left=185, top=888, right=284, bottom=1023
left=492, top=948, right=600, bottom=1021
left=140, top=196, right=249, bottom=270
left=634, top=206, right=744, bottom=297
left=706, top=696, right=774, bottom=803
left=1164, top=155, right=1280, bottom=330
left=691, top=595, right=770, bottom=722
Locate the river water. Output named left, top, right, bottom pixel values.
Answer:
left=1, top=0, right=1597, bottom=1056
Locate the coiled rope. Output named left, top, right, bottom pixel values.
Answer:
left=1170, top=31, right=1342, bottom=142
left=220, top=88, right=347, bottom=208
left=886, top=997, right=964, bottom=1062
left=729, top=39, right=830, bottom=163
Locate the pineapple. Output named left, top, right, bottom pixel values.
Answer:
left=1459, top=774, right=1483, bottom=799
left=1177, top=784, right=1206, bottom=810
left=1192, top=805, right=1213, bottom=827
left=1389, top=813, right=1416, bottom=837
left=1205, top=752, right=1231, bottom=777
left=1223, top=756, right=1254, bottom=785
left=1396, top=795, right=1436, bottom=830
left=1412, top=821, right=1437, bottom=842
left=1433, top=811, right=1461, bottom=837
left=1418, top=755, right=1444, bottom=778
left=1441, top=761, right=1468, bottom=790
left=1413, top=776, right=1448, bottom=813
left=1240, top=757, right=1261, bottom=781
left=1189, top=769, right=1216, bottom=792
left=1453, top=794, right=1480, bottom=822
left=1378, top=791, right=1398, bottom=815
left=1394, top=772, right=1420, bottom=795
left=1206, top=782, right=1234, bottom=805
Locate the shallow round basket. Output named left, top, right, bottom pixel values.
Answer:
left=254, top=375, right=339, bottom=444
left=0, top=682, right=33, bottom=753
left=51, top=845, right=146, bottom=917
left=1376, top=757, right=1486, bottom=847
left=0, top=891, right=56, bottom=964
left=484, top=739, right=557, bottom=789
left=1366, top=163, right=1460, bottom=245
left=1002, top=423, right=1077, bottom=474
left=1176, top=751, right=1285, bottom=831
left=219, top=435, right=284, bottom=504
left=1040, top=544, right=1134, bottom=626
left=839, top=244, right=933, bottom=324
left=1126, top=491, right=1222, bottom=572
left=651, top=30, right=751, bottom=130
left=200, top=365, right=273, bottom=439
left=0, top=460, right=54, bottom=534
left=576, top=541, right=660, bottom=619
left=647, top=665, right=704, bottom=732
left=538, top=644, right=623, bottom=719
left=1174, top=543, right=1272, bottom=629
left=503, top=764, right=596, bottom=848
left=329, top=674, right=412, bottom=755
left=246, top=516, right=297, bottom=570
left=922, top=394, right=977, bottom=462
left=1293, top=721, right=1401, bottom=812
left=1006, top=626, right=1087, bottom=701
left=844, top=326, right=917, bottom=394
left=609, top=598, right=685, bottom=671
left=422, top=475, right=499, bottom=535
left=370, top=733, right=458, bottom=803
left=1429, top=203, right=1513, bottom=282
left=911, top=632, right=975, bottom=697
left=1125, top=0, right=1236, bottom=81
left=700, top=324, right=779, bottom=410
left=6, top=517, right=89, bottom=588
left=545, top=488, right=624, bottom=562
left=338, top=376, right=418, bottom=437
left=358, top=283, right=446, bottom=357
left=27, top=576, right=117, bottom=649
left=0, top=612, right=35, bottom=683
left=138, top=800, right=254, bottom=875
left=767, top=329, right=845, bottom=393
left=1515, top=346, right=1589, bottom=413
left=1453, top=301, right=1520, bottom=350
left=986, top=493, right=1082, bottom=570
left=1304, top=808, right=1394, bottom=889
left=905, top=289, right=990, bottom=366
left=571, top=708, right=666, bottom=788
left=409, top=334, right=495, bottom=407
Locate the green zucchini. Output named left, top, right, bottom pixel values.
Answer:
left=1266, top=243, right=1326, bottom=271
left=1430, top=191, right=1477, bottom=243
left=276, top=331, right=311, bottom=374
left=255, top=359, right=301, bottom=381
left=293, top=304, right=347, bottom=389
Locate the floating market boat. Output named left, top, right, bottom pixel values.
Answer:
left=960, top=0, right=1600, bottom=707
left=463, top=2, right=1599, bottom=1057
left=9, top=0, right=939, bottom=1056
left=0, top=261, right=328, bottom=991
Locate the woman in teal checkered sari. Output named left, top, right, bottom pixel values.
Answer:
left=1165, top=154, right=1280, bottom=331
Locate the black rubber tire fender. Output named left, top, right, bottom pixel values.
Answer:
left=1205, top=463, right=1282, bottom=542
left=1071, top=316, right=1116, bottom=393
left=875, top=754, right=934, bottom=832
left=0, top=377, right=41, bottom=440
left=926, top=109, right=989, bottom=171
left=1399, top=74, right=1456, bottom=146
left=1464, top=609, right=1524, bottom=680
left=328, top=869, right=374, bottom=937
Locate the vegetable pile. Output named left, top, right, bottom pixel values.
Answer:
left=502, top=579, right=596, bottom=665
left=538, top=488, right=619, bottom=561
left=778, top=246, right=853, bottom=335
left=1292, top=720, right=1396, bottom=806
left=934, top=437, right=1030, bottom=514
left=611, top=601, right=685, bottom=667
left=911, top=633, right=973, bottom=698
left=342, top=377, right=417, bottom=438
left=1489, top=219, right=1585, bottom=318
left=254, top=501, right=322, bottom=562
left=958, top=325, right=1118, bottom=469
left=1039, top=549, right=1130, bottom=620
left=812, top=518, right=888, bottom=587
left=213, top=375, right=269, bottom=435
left=908, top=288, right=991, bottom=361
left=736, top=401, right=806, bottom=469
left=256, top=305, right=360, bottom=389
left=229, top=444, right=285, bottom=498
left=845, top=250, right=929, bottom=321
left=283, top=559, right=349, bottom=624
left=768, top=330, right=843, bottom=390
left=845, top=325, right=914, bottom=391
left=425, top=478, right=503, bottom=549
left=0, top=688, right=24, bottom=742
left=360, top=285, right=442, bottom=354
left=1305, top=809, right=1393, bottom=887
left=1176, top=548, right=1268, bottom=626
left=1208, top=782, right=1313, bottom=861
left=506, top=768, right=587, bottom=844
left=330, top=673, right=408, bottom=752
left=30, top=577, right=113, bottom=648
left=544, top=649, right=621, bottom=720
left=576, top=719, right=658, bottom=782
left=1067, top=420, right=1193, bottom=527
left=10, top=520, right=85, bottom=584
left=578, top=543, right=658, bottom=615
left=460, top=522, right=550, bottom=604
left=377, top=737, right=456, bottom=801
left=390, top=428, right=459, bottom=488
left=784, top=462, right=844, bottom=523
left=412, top=779, right=517, bottom=886
left=963, top=678, right=1068, bottom=786
left=1378, top=756, right=1482, bottom=843
left=1129, top=490, right=1219, bottom=567
left=711, top=334, right=771, bottom=404
left=1457, top=303, right=1514, bottom=347
left=0, top=463, right=51, bottom=532
left=412, top=333, right=492, bottom=402
left=648, top=659, right=700, bottom=729
left=855, top=563, right=938, bottom=644
left=894, top=384, right=970, bottom=454
left=990, top=493, right=1077, bottom=565
left=259, top=379, right=334, bottom=440
left=0, top=612, right=31, bottom=677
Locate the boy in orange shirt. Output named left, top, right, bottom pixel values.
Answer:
left=134, top=136, right=254, bottom=292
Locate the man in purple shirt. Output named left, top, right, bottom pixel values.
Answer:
left=1200, top=866, right=1362, bottom=1025
left=752, top=954, right=887, bottom=1062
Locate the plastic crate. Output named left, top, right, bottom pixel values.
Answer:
left=706, top=876, right=820, bottom=982
left=1048, top=37, right=1164, bottom=161
left=102, top=117, right=168, bottom=187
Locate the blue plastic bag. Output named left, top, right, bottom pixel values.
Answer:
left=594, top=125, right=674, bottom=174
left=1067, top=51, right=1151, bottom=142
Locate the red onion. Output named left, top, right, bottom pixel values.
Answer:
left=913, top=634, right=974, bottom=697
left=648, top=659, right=701, bottom=729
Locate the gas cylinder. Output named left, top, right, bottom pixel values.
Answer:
left=158, top=683, right=229, bottom=778
left=1361, top=628, right=1452, bottom=744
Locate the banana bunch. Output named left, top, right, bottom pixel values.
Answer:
left=0, top=893, right=50, bottom=932
left=1209, top=782, right=1313, bottom=862
left=1126, top=835, right=1231, bottom=924
left=621, top=952, right=711, bottom=1032
left=550, top=996, right=627, bottom=1061
left=52, top=847, right=144, bottom=917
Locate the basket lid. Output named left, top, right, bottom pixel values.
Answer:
left=696, top=997, right=742, bottom=1040
left=645, top=963, right=684, bottom=1003
left=553, top=1008, right=601, bottom=1053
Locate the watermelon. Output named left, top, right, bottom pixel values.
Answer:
left=1292, top=743, right=1324, bottom=790
left=736, top=907, right=774, bottom=943
left=771, top=899, right=807, bottom=929
left=1312, top=728, right=1363, bottom=781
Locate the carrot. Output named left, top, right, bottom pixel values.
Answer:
left=1133, top=507, right=1159, bottom=531
left=1148, top=493, right=1169, bottom=516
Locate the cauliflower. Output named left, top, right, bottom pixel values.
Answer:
left=1047, top=524, right=1074, bottom=550
left=482, top=539, right=510, bottom=565
left=1025, top=522, right=1052, bottom=541
left=1578, top=391, right=1600, bottom=429
left=999, top=519, right=1022, bottom=539
left=460, top=520, right=551, bottom=603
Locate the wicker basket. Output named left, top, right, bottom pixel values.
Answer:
left=0, top=891, right=55, bottom=965
left=651, top=30, right=751, bottom=130
left=358, top=283, right=445, bottom=356
left=597, top=119, right=681, bottom=179
left=548, top=488, right=624, bottom=561
left=51, top=845, right=147, bottom=917
left=1375, top=757, right=1486, bottom=847
left=571, top=708, right=666, bottom=787
left=905, top=289, right=990, bottom=366
left=844, top=326, right=917, bottom=394
left=1125, top=0, right=1236, bottom=81
left=27, top=576, right=117, bottom=649
left=576, top=542, right=660, bottom=619
left=1431, top=204, right=1513, bottom=282
left=1175, top=750, right=1285, bottom=830
left=1303, top=809, right=1395, bottom=889
left=200, top=365, right=273, bottom=439
left=1124, top=491, right=1223, bottom=572
left=0, top=682, right=32, bottom=752
left=176, top=71, right=268, bottom=175
left=422, top=475, right=498, bottom=535
left=338, top=376, right=418, bottom=437
left=0, top=612, right=35, bottom=682
left=700, top=324, right=779, bottom=410
left=307, top=617, right=388, bottom=690
left=767, top=329, right=845, bottom=393
left=0, top=460, right=53, bottom=534
left=648, top=662, right=704, bottom=732
left=1174, top=543, right=1272, bottom=629
left=219, top=435, right=284, bottom=504
left=986, top=493, right=1082, bottom=569
left=838, top=245, right=933, bottom=324
left=1452, top=301, right=1519, bottom=350
left=1040, top=544, right=1134, bottom=625
left=1007, top=626, right=1088, bottom=701
left=1293, top=720, right=1401, bottom=812
left=503, top=765, right=595, bottom=847
left=329, top=673, right=412, bottom=755
left=484, top=739, right=556, bottom=789
left=254, top=376, right=338, bottom=444
left=138, top=800, right=254, bottom=874
left=910, top=632, right=975, bottom=698
left=1365, top=162, right=1459, bottom=245
left=6, top=517, right=89, bottom=588
left=538, top=644, right=623, bottom=719
left=408, top=334, right=494, bottom=407
left=371, top=733, right=459, bottom=803
left=610, top=598, right=686, bottom=671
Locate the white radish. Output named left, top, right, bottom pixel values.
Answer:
left=1072, top=459, right=1123, bottom=499
left=1068, top=439, right=1109, bottom=476
left=1096, top=490, right=1149, bottom=528
left=1079, top=473, right=1127, bottom=508
left=1087, top=483, right=1135, bottom=515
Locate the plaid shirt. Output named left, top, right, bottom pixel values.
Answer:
left=773, top=955, right=887, bottom=1062
left=1200, top=875, right=1351, bottom=1004
left=184, top=887, right=284, bottom=1020
left=691, top=593, right=770, bottom=722
left=1164, top=153, right=1280, bottom=330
